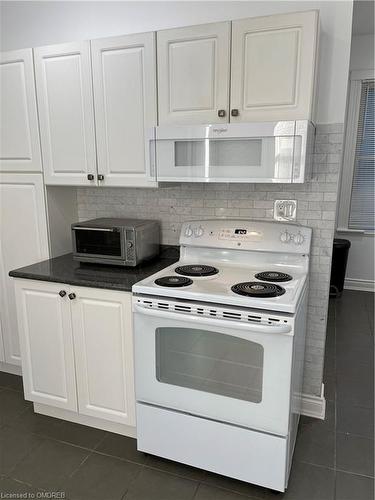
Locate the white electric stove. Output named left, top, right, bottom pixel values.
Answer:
left=132, top=219, right=312, bottom=492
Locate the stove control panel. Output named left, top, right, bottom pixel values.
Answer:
left=184, top=224, right=205, bottom=238
left=218, top=228, right=263, bottom=241
left=280, top=230, right=305, bottom=245
left=180, top=220, right=312, bottom=254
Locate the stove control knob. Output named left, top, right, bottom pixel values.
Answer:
left=294, top=232, right=305, bottom=245
left=280, top=230, right=291, bottom=243
left=184, top=225, right=193, bottom=237
left=194, top=225, right=204, bottom=237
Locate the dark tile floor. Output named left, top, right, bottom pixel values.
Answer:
left=0, top=290, right=373, bottom=499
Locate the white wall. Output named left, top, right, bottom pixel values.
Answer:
left=349, top=34, right=375, bottom=70
left=338, top=33, right=375, bottom=292
left=0, top=0, right=353, bottom=125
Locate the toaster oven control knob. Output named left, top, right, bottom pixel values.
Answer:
left=127, top=241, right=133, bottom=248
left=294, top=232, right=305, bottom=245
left=280, top=230, right=291, bottom=243
left=194, top=226, right=204, bottom=237
left=184, top=225, right=193, bottom=237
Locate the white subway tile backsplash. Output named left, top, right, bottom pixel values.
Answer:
left=76, top=124, right=342, bottom=397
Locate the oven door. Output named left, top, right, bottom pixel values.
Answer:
left=155, top=121, right=300, bottom=183
left=72, top=226, right=125, bottom=262
left=133, top=304, right=294, bottom=436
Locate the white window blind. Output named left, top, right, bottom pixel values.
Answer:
left=348, top=80, right=375, bottom=231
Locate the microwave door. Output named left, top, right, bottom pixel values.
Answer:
left=73, top=227, right=123, bottom=259
left=156, top=136, right=294, bottom=182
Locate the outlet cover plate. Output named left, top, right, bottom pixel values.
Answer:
left=274, top=200, right=297, bottom=221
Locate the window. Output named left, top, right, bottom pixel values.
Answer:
left=338, top=72, right=375, bottom=232
left=349, top=80, right=374, bottom=230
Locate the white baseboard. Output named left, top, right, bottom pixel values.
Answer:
left=0, top=362, right=22, bottom=376
left=301, top=384, right=326, bottom=419
left=344, top=278, right=374, bottom=292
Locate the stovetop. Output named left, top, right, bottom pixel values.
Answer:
left=132, top=220, right=312, bottom=314
left=133, top=260, right=308, bottom=314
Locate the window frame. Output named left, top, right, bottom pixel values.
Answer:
left=337, top=69, right=375, bottom=234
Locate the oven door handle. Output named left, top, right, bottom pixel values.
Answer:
left=133, top=304, right=293, bottom=335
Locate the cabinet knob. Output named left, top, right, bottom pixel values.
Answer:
left=68, top=293, right=76, bottom=300
left=59, top=290, right=66, bottom=297
left=218, top=109, right=226, bottom=118
left=87, top=174, right=94, bottom=181
left=231, top=109, right=239, bottom=117
left=97, top=174, right=104, bottom=181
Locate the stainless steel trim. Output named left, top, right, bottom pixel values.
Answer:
left=72, top=227, right=115, bottom=232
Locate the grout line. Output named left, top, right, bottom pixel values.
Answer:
left=335, top=468, right=375, bottom=480
left=332, top=295, right=339, bottom=500
left=335, top=430, right=375, bottom=440
left=120, top=464, right=147, bottom=500
left=66, top=450, right=92, bottom=480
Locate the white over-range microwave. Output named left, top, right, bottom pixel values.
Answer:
left=151, top=121, right=314, bottom=183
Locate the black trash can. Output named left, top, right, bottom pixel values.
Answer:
left=330, top=238, right=351, bottom=297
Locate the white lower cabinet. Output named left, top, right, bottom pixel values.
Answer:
left=0, top=173, right=49, bottom=366
left=71, top=286, right=135, bottom=426
left=0, top=319, right=5, bottom=362
left=15, top=280, right=77, bottom=410
left=14, top=279, right=136, bottom=427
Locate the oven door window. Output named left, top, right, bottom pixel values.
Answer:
left=74, top=229, right=122, bottom=256
left=155, top=327, right=264, bottom=403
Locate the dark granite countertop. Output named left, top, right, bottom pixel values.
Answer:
left=9, top=246, right=179, bottom=292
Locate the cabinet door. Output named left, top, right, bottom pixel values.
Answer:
left=71, top=287, right=135, bottom=426
left=0, top=317, right=5, bottom=362
left=230, top=11, right=318, bottom=122
left=0, top=49, right=42, bottom=172
left=91, top=33, right=157, bottom=187
left=0, top=173, right=49, bottom=365
left=14, top=280, right=77, bottom=411
left=34, top=42, right=97, bottom=186
left=157, top=22, right=231, bottom=125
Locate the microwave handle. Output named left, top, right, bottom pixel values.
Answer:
left=72, top=227, right=115, bottom=232
left=133, top=303, right=292, bottom=336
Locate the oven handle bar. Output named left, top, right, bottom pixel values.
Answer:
left=133, top=304, right=293, bottom=335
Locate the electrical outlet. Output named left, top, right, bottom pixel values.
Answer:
left=274, top=200, right=297, bottom=221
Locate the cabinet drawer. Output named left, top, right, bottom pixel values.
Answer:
left=137, top=403, right=288, bottom=492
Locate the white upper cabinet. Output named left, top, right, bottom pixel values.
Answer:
left=14, top=279, right=77, bottom=411
left=157, top=22, right=231, bottom=125
left=230, top=11, right=319, bottom=122
left=156, top=12, right=318, bottom=125
left=71, top=287, right=135, bottom=426
left=0, top=173, right=49, bottom=366
left=91, top=33, right=157, bottom=187
left=0, top=49, right=42, bottom=172
left=34, top=42, right=97, bottom=186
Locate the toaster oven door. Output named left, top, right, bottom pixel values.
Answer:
left=72, top=227, right=125, bottom=261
